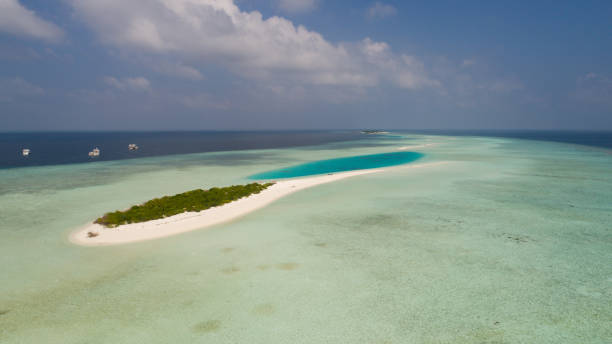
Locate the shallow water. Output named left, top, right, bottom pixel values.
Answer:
left=249, top=151, right=423, bottom=179
left=0, top=134, right=610, bottom=343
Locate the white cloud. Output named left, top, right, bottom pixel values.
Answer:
left=0, top=0, right=63, bottom=42
left=277, top=0, right=318, bottom=14
left=0, top=77, right=44, bottom=102
left=104, top=76, right=151, bottom=92
left=68, top=0, right=434, bottom=90
left=360, top=38, right=438, bottom=89
left=153, top=62, right=204, bottom=80
left=367, top=2, right=397, bottom=19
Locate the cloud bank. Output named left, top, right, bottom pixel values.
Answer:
left=68, top=0, right=435, bottom=90
left=0, top=0, right=63, bottom=42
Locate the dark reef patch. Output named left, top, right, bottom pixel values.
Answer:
left=502, top=233, right=533, bottom=243
left=277, top=263, right=299, bottom=271
left=192, top=320, right=221, bottom=333
left=252, top=303, right=275, bottom=316
left=221, top=266, right=240, bottom=274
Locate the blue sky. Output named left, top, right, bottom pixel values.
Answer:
left=0, top=0, right=611, bottom=130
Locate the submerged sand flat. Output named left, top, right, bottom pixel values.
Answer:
left=3, top=135, right=611, bottom=344
left=70, top=162, right=446, bottom=246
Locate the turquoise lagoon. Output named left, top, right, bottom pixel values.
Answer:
left=249, top=151, right=423, bottom=179
left=0, top=134, right=611, bottom=343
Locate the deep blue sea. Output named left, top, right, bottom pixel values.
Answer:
left=0, top=131, right=364, bottom=169
left=0, top=130, right=610, bottom=169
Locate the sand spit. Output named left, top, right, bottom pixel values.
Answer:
left=70, top=162, right=445, bottom=246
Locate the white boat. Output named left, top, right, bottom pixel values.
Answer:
left=88, top=147, right=100, bottom=157
left=22, top=149, right=30, bottom=156
left=128, top=143, right=139, bottom=150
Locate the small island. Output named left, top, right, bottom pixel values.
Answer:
left=361, top=129, right=389, bottom=135
left=70, top=170, right=383, bottom=246
left=95, top=182, right=274, bottom=227
left=70, top=162, right=443, bottom=246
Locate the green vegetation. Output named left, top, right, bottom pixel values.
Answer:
left=95, top=182, right=274, bottom=228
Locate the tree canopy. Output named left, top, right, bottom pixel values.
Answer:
left=95, top=182, right=274, bottom=227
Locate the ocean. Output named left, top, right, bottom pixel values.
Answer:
left=1, top=130, right=611, bottom=169
left=0, top=131, right=365, bottom=169
left=0, top=131, right=610, bottom=343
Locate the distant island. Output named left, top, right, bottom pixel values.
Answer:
left=361, top=130, right=389, bottom=134
left=95, top=182, right=274, bottom=227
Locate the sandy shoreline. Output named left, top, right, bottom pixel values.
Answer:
left=70, top=162, right=445, bottom=246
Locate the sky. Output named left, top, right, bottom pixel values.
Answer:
left=0, top=0, right=611, bottom=131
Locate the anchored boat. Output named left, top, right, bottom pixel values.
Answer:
left=88, top=147, right=100, bottom=157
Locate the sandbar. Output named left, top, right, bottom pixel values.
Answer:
left=70, top=162, right=445, bottom=246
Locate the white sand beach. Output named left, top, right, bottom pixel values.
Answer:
left=70, top=162, right=445, bottom=246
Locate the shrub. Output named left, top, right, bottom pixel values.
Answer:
left=95, top=183, right=274, bottom=228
